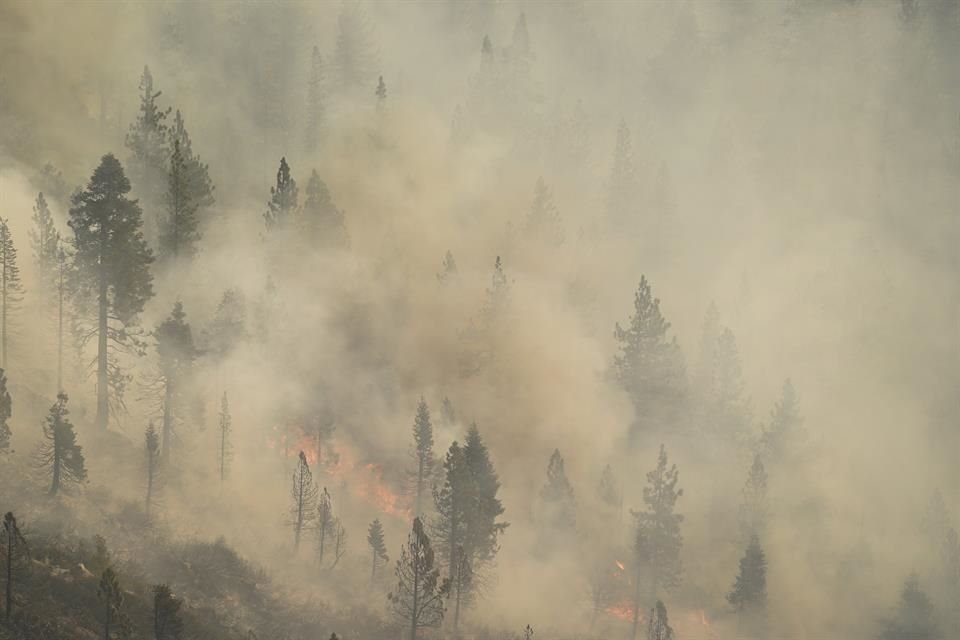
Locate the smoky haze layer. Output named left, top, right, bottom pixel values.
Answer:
left=0, top=1, right=959, bottom=640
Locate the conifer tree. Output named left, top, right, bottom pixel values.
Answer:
left=598, top=464, right=621, bottom=513
left=647, top=601, right=674, bottom=640
left=481, top=256, right=510, bottom=324
left=291, top=451, right=319, bottom=550
left=69, top=154, right=154, bottom=430
left=168, top=110, right=214, bottom=224
left=98, top=567, right=127, bottom=640
left=436, top=251, right=457, bottom=284
left=330, top=519, right=346, bottom=569
left=264, top=157, right=299, bottom=231
left=739, top=454, right=767, bottom=542
left=204, top=289, right=246, bottom=362
left=694, top=303, right=720, bottom=414
left=410, top=397, right=434, bottom=517
left=540, top=449, right=576, bottom=531
left=36, top=392, right=86, bottom=495
left=159, top=139, right=201, bottom=262
left=388, top=517, right=449, bottom=640
left=710, top=327, right=751, bottom=445
left=218, top=392, right=232, bottom=487
left=633, top=445, right=683, bottom=605
left=30, top=192, right=59, bottom=289
left=0, top=370, right=10, bottom=453
left=728, top=534, right=767, bottom=616
left=462, top=424, right=508, bottom=565
left=145, top=422, right=159, bottom=518
left=317, top=487, right=334, bottom=565
left=606, top=119, right=640, bottom=228
left=305, top=46, right=326, bottom=153
left=759, top=379, right=803, bottom=464
left=450, top=545, right=474, bottom=632
left=525, top=177, right=564, bottom=246
left=152, top=584, right=184, bottom=640
left=126, top=66, right=171, bottom=232
left=333, top=2, right=379, bottom=94
left=155, top=302, right=196, bottom=462
left=433, top=441, right=469, bottom=570
left=0, top=218, right=24, bottom=370
left=376, top=75, right=387, bottom=114
left=2, top=512, right=26, bottom=622
left=613, top=276, right=687, bottom=440
left=880, top=575, right=939, bottom=640
left=367, top=518, right=389, bottom=581
left=302, top=170, right=348, bottom=248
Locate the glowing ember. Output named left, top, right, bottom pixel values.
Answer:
left=614, top=560, right=625, bottom=572
left=605, top=603, right=636, bottom=622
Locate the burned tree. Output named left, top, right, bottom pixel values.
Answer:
left=317, top=487, right=334, bottom=565
left=291, top=451, right=318, bottom=550
left=154, top=301, right=197, bottom=463
left=153, top=583, right=184, bottom=639
left=145, top=422, right=160, bottom=518
left=98, top=567, right=128, bottom=640
left=218, top=392, right=232, bottom=488
left=2, top=512, right=26, bottom=621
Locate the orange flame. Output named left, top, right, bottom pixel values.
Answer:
left=270, top=423, right=411, bottom=520
left=605, top=603, right=637, bottom=622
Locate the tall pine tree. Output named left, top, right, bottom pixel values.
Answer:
left=36, top=392, right=86, bottom=496
left=264, top=157, right=299, bottom=231
left=606, top=119, right=640, bottom=229
left=410, top=397, right=434, bottom=517
left=0, top=370, right=10, bottom=453
left=125, top=66, right=171, bottom=240
left=291, top=451, right=318, bottom=550
left=69, top=154, right=154, bottom=430
left=540, top=449, right=576, bottom=532
left=388, top=517, right=448, bottom=640
left=367, top=518, right=388, bottom=582
left=0, top=218, right=24, bottom=370
left=159, top=139, right=201, bottom=262
left=155, top=302, right=196, bottom=462
left=305, top=46, right=326, bottom=153
left=633, top=445, right=683, bottom=606
left=302, top=170, right=348, bottom=248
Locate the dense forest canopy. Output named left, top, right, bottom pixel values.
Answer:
left=0, top=1, right=958, bottom=639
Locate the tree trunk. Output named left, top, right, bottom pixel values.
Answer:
left=96, top=257, right=109, bottom=430
left=2, top=249, right=7, bottom=370
left=5, top=528, right=12, bottom=620
left=145, top=454, right=154, bottom=517
left=294, top=464, right=304, bottom=550
left=104, top=604, right=111, bottom=640
left=162, top=382, right=173, bottom=462
left=50, top=428, right=61, bottom=496
left=410, top=551, right=419, bottom=640
left=371, top=547, right=376, bottom=582
left=57, top=263, right=64, bottom=392
left=415, top=457, right=424, bottom=517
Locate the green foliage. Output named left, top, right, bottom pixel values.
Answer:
left=152, top=584, right=184, bottom=640
left=35, top=393, right=86, bottom=495
left=613, top=276, right=687, bottom=441
left=728, top=534, right=767, bottom=613
left=302, top=170, right=348, bottom=249
left=646, top=600, right=673, bottom=640
left=264, top=157, right=299, bottom=231
left=388, top=517, right=448, bottom=639
left=367, top=518, right=388, bottom=581
left=880, top=575, right=939, bottom=640
left=540, top=449, right=576, bottom=531
left=30, top=192, right=60, bottom=293
left=633, top=445, right=683, bottom=598
left=154, top=301, right=197, bottom=461
left=462, top=424, right=508, bottom=565
left=126, top=66, right=171, bottom=213
left=0, top=217, right=25, bottom=369
left=740, top=454, right=768, bottom=542
left=411, top=397, right=434, bottom=516
left=159, top=139, right=201, bottom=262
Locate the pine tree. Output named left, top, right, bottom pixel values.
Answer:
left=0, top=370, right=10, bottom=453
left=411, top=397, right=434, bottom=517
left=540, top=449, right=576, bottom=531
left=305, top=46, right=326, bottom=153
left=125, top=66, right=171, bottom=232
left=758, top=378, right=803, bottom=464
left=432, top=441, right=469, bottom=570
left=167, top=110, right=214, bottom=224
left=606, top=119, right=640, bottom=229
left=98, top=567, right=126, bottom=640
left=367, top=518, right=389, bottom=581
left=613, top=276, right=687, bottom=441
left=694, top=302, right=720, bottom=407
left=711, top=327, right=751, bottom=445
left=333, top=2, right=379, bottom=94
left=54, top=246, right=68, bottom=391
left=449, top=545, right=474, bottom=632
left=30, top=192, right=60, bottom=290
left=598, top=464, right=621, bottom=512
left=633, top=445, right=683, bottom=605
left=629, top=522, right=648, bottom=640
left=376, top=76, right=387, bottom=114
left=481, top=256, right=510, bottom=324
left=264, top=157, right=299, bottom=231
left=218, top=392, right=232, bottom=487
left=525, top=177, right=564, bottom=246
left=880, top=575, right=939, bottom=640
left=388, top=517, right=449, bottom=640
left=646, top=601, right=674, bottom=640
left=317, top=487, right=334, bottom=565
left=159, top=139, right=201, bottom=262
left=436, top=251, right=457, bottom=284
left=152, top=584, right=184, bottom=640
left=69, top=154, right=154, bottom=430
left=330, top=519, right=347, bottom=569
left=728, top=534, right=767, bottom=618
left=204, top=289, right=246, bottom=361
left=145, top=422, right=160, bottom=518
left=739, top=454, right=767, bottom=542
left=155, top=302, right=196, bottom=462
left=462, top=424, right=508, bottom=565
left=0, top=218, right=24, bottom=370
left=291, top=451, right=319, bottom=550
left=2, top=512, right=26, bottom=621
left=302, top=170, right=348, bottom=249
left=36, top=393, right=86, bottom=495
